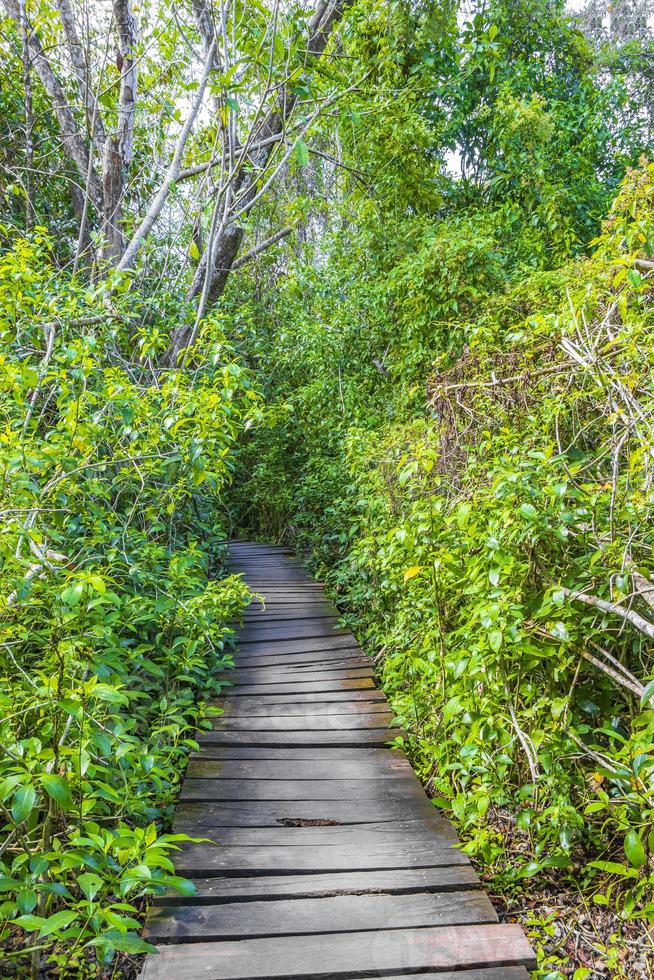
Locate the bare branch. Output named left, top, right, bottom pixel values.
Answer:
left=102, top=0, right=138, bottom=262
left=56, top=0, right=106, bottom=145
left=232, top=225, right=295, bottom=270
left=2, top=0, right=103, bottom=210
left=116, top=39, right=216, bottom=272
left=561, top=585, right=654, bottom=641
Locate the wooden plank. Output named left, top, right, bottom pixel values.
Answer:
left=180, top=776, right=422, bottom=802
left=229, top=651, right=367, bottom=668
left=153, top=865, right=482, bottom=905
left=240, top=596, right=329, bottom=603
left=190, top=746, right=404, bottom=763
left=240, top=615, right=342, bottom=627
left=243, top=590, right=326, bottom=597
left=230, top=666, right=374, bottom=680
left=145, top=890, right=497, bottom=943
left=140, top=924, right=536, bottom=979
left=222, top=680, right=378, bottom=696
left=218, top=700, right=391, bottom=717
left=238, top=625, right=348, bottom=642
left=242, top=609, right=339, bottom=621
left=209, top=690, right=387, bottom=704
left=171, top=819, right=455, bottom=844
left=187, top=753, right=414, bottom=782
left=229, top=667, right=374, bottom=684
left=235, top=636, right=356, bottom=652
left=171, top=838, right=469, bottom=875
left=238, top=581, right=322, bottom=587
left=234, top=654, right=369, bottom=667
left=211, top=714, right=397, bottom=731
left=236, top=637, right=369, bottom=663
left=171, top=798, right=438, bottom=827
left=363, top=972, right=531, bottom=980
left=186, top=759, right=415, bottom=781
left=196, top=730, right=402, bottom=746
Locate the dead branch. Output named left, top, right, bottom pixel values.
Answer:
left=116, top=39, right=216, bottom=272
left=561, top=586, right=654, bottom=641
left=232, top=225, right=295, bottom=269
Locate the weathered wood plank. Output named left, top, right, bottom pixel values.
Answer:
left=361, top=972, right=531, bottom=980
left=223, top=679, right=378, bottom=696
left=171, top=818, right=455, bottom=844
left=228, top=667, right=375, bottom=685
left=209, top=689, right=387, bottom=704
left=238, top=625, right=349, bottom=642
left=233, top=657, right=369, bottom=671
left=188, top=746, right=405, bottom=761
left=233, top=650, right=366, bottom=667
left=211, top=713, right=397, bottom=731
left=140, top=924, right=536, bottom=979
left=185, top=759, right=413, bottom=781
left=144, top=890, right=497, bottom=943
left=180, top=776, right=422, bottom=802
left=242, top=609, right=339, bottom=621
left=171, top=838, right=469, bottom=875
left=225, top=651, right=368, bottom=668
left=196, top=730, right=403, bottom=746
left=235, top=635, right=356, bottom=652
left=217, top=699, right=391, bottom=717
left=153, top=865, right=482, bottom=905
left=171, top=797, right=437, bottom=827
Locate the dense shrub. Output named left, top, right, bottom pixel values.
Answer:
left=0, top=229, right=258, bottom=975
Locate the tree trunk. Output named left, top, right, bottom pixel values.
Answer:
left=165, top=0, right=348, bottom=362
left=2, top=0, right=104, bottom=212
left=102, top=0, right=138, bottom=263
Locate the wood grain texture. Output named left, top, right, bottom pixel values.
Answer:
left=185, top=759, right=413, bottom=780
left=141, top=924, right=536, bottom=979
left=195, top=729, right=404, bottom=746
left=144, top=890, right=497, bottom=942
left=171, top=797, right=438, bottom=827
left=153, top=865, right=482, bottom=904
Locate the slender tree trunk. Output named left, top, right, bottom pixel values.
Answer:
left=102, top=0, right=138, bottom=263
left=166, top=0, right=348, bottom=362
left=19, top=0, right=34, bottom=229
left=2, top=0, right=104, bottom=211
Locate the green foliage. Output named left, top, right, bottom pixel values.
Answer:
left=227, top=3, right=654, bottom=965
left=0, top=227, right=257, bottom=972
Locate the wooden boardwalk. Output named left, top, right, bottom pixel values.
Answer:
left=141, top=541, right=535, bottom=980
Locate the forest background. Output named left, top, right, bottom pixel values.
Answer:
left=0, top=0, right=654, bottom=976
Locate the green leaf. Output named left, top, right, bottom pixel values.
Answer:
left=38, top=910, right=78, bottom=938
left=294, top=140, right=310, bottom=167
left=13, top=914, right=46, bottom=932
left=624, top=830, right=646, bottom=869
left=640, top=677, right=654, bottom=708
left=87, top=930, right=157, bottom=954
left=188, top=240, right=200, bottom=261
left=41, top=774, right=73, bottom=810
left=519, top=503, right=537, bottom=521
left=11, top=785, right=36, bottom=824
left=488, top=629, right=503, bottom=653
left=160, top=875, right=197, bottom=897
left=456, top=502, right=471, bottom=530
left=78, top=873, right=103, bottom=902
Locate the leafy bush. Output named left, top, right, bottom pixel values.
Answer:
left=230, top=163, right=654, bottom=952
left=0, top=228, right=257, bottom=975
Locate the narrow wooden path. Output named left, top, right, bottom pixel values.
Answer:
left=141, top=541, right=535, bottom=980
